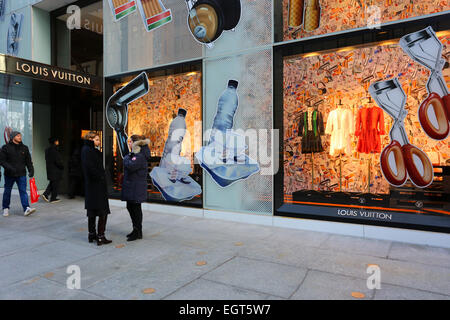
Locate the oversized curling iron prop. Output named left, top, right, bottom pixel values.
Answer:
left=400, top=26, right=450, bottom=140
left=369, top=78, right=434, bottom=188
left=106, top=72, right=149, bottom=158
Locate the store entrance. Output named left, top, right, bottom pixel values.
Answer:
left=49, top=83, right=103, bottom=196
left=0, top=72, right=102, bottom=197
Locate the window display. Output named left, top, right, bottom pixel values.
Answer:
left=280, top=29, right=450, bottom=230
left=282, top=0, right=450, bottom=42
left=108, top=68, right=203, bottom=207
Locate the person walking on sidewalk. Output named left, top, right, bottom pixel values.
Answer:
left=121, top=135, right=150, bottom=241
left=0, top=131, right=36, bottom=217
left=42, top=137, right=64, bottom=203
left=81, top=131, right=112, bottom=245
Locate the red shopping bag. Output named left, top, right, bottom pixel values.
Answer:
left=30, top=178, right=39, bottom=204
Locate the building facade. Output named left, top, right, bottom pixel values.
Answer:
left=1, top=0, right=449, bottom=246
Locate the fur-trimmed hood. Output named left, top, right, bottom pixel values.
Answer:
left=131, top=139, right=150, bottom=154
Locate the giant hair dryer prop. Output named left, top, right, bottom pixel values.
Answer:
left=106, top=72, right=149, bottom=158
left=369, top=78, right=433, bottom=188
left=400, top=26, right=450, bottom=140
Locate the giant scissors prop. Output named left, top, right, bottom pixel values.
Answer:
left=369, top=78, right=434, bottom=188
left=400, top=26, right=450, bottom=140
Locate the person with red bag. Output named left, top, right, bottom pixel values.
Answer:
left=0, top=131, right=36, bottom=217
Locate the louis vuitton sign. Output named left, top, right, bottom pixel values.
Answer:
left=0, top=54, right=102, bottom=91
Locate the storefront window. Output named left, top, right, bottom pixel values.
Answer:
left=281, top=0, right=450, bottom=42
left=277, top=30, right=450, bottom=231
left=106, top=65, right=203, bottom=207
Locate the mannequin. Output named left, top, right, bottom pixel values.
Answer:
left=298, top=104, right=324, bottom=154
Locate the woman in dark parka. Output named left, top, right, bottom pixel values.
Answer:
left=81, top=131, right=112, bottom=245
left=121, top=135, right=150, bottom=241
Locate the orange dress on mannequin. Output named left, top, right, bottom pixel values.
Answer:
left=355, top=106, right=385, bottom=154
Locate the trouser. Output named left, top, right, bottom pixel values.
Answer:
left=2, top=176, right=29, bottom=211
left=88, top=215, right=108, bottom=236
left=126, top=201, right=142, bottom=231
left=44, top=180, right=59, bottom=201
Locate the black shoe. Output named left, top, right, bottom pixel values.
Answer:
left=41, top=194, right=49, bottom=202
left=127, top=229, right=142, bottom=241
left=97, top=235, right=112, bottom=246
left=50, top=199, right=61, bottom=203
left=88, top=233, right=98, bottom=243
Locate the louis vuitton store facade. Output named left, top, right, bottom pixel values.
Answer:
left=100, top=0, right=450, bottom=243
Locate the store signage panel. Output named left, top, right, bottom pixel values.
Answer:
left=0, top=55, right=102, bottom=90
left=278, top=204, right=450, bottom=230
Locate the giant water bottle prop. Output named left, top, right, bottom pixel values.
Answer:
left=150, top=108, right=202, bottom=202
left=161, top=108, right=187, bottom=171
left=209, top=80, right=239, bottom=145
left=195, top=80, right=260, bottom=187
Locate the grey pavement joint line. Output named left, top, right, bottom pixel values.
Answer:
left=302, top=267, right=450, bottom=299
left=1, top=244, right=103, bottom=289
left=233, top=253, right=450, bottom=298
left=385, top=242, right=395, bottom=259
left=288, top=269, right=310, bottom=300
left=160, top=255, right=238, bottom=300
left=42, top=276, right=111, bottom=300
left=187, top=277, right=288, bottom=301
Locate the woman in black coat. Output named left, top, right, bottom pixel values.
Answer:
left=81, top=132, right=112, bottom=245
left=121, top=135, right=150, bottom=241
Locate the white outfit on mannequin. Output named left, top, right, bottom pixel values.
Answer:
left=325, top=107, right=354, bottom=156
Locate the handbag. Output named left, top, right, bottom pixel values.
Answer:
left=29, top=177, right=39, bottom=204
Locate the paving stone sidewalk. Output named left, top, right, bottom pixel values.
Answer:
left=0, top=196, right=449, bottom=300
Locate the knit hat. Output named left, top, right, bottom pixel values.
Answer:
left=9, top=131, right=21, bottom=140
left=178, top=108, right=187, bottom=117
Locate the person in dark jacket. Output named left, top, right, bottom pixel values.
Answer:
left=81, top=131, right=112, bottom=245
left=68, top=140, right=83, bottom=199
left=121, top=135, right=150, bottom=241
left=0, top=131, right=36, bottom=217
left=42, top=137, right=64, bottom=203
